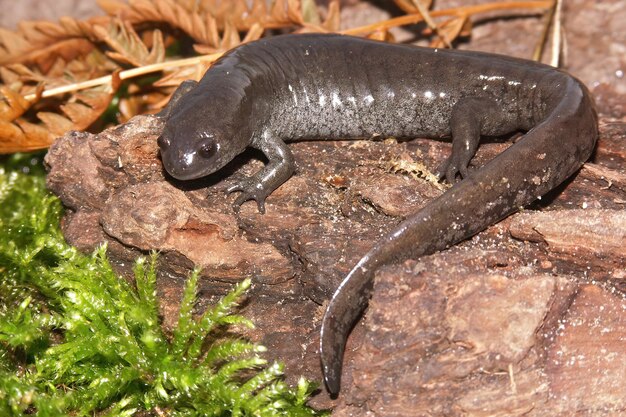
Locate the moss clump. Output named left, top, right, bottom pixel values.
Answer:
left=0, top=154, right=325, bottom=417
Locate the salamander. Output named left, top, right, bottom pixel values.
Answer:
left=156, top=33, right=598, bottom=396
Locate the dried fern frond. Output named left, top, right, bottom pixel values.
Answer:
left=0, top=17, right=108, bottom=70
left=0, top=86, right=49, bottom=153
left=97, top=0, right=306, bottom=40
left=1, top=0, right=301, bottom=152
left=93, top=20, right=166, bottom=67
left=0, top=72, right=121, bottom=153
left=342, top=0, right=551, bottom=36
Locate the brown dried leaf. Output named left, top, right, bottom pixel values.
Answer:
left=36, top=112, right=75, bottom=137
left=153, top=0, right=221, bottom=47
left=0, top=120, right=29, bottom=152
left=392, top=0, right=432, bottom=14
left=201, top=0, right=271, bottom=30
left=97, top=0, right=310, bottom=41
left=64, top=49, right=120, bottom=80
left=193, top=22, right=264, bottom=56
left=322, top=0, right=341, bottom=32
left=301, top=0, right=321, bottom=25
left=2, top=52, right=116, bottom=95
left=0, top=86, right=31, bottom=121
left=287, top=0, right=305, bottom=25
left=0, top=17, right=104, bottom=70
left=220, top=20, right=241, bottom=51
left=0, top=28, right=31, bottom=57
left=367, top=30, right=394, bottom=42
left=1, top=38, right=95, bottom=73
left=63, top=73, right=122, bottom=130
left=60, top=102, right=101, bottom=129
left=459, top=16, right=473, bottom=38
left=94, top=20, right=166, bottom=66
left=246, top=0, right=270, bottom=27
left=430, top=15, right=469, bottom=48
left=125, top=0, right=162, bottom=21
left=29, top=21, right=73, bottom=39
left=0, top=112, right=48, bottom=152
left=117, top=89, right=163, bottom=121
left=96, top=0, right=129, bottom=15
left=2, top=64, right=47, bottom=86
left=0, top=120, right=26, bottom=141
left=0, top=74, right=121, bottom=153
left=204, top=13, right=221, bottom=48
left=153, top=62, right=211, bottom=87
left=13, top=119, right=55, bottom=150
left=270, top=0, right=293, bottom=26
left=242, top=23, right=265, bottom=44
left=0, top=68, right=19, bottom=86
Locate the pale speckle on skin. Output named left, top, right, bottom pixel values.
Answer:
left=479, top=75, right=505, bottom=81
left=303, top=87, right=310, bottom=104
left=288, top=84, right=298, bottom=105
left=332, top=92, right=342, bottom=108
left=184, top=152, right=195, bottom=166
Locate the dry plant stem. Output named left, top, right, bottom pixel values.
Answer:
left=24, top=52, right=223, bottom=102
left=411, top=0, right=452, bottom=48
left=341, top=0, right=552, bottom=35
left=550, top=0, right=563, bottom=67
left=533, top=0, right=556, bottom=63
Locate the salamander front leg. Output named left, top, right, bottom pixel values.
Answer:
left=227, top=131, right=295, bottom=213
left=437, top=97, right=498, bottom=183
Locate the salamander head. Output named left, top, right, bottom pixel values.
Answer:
left=157, top=106, right=246, bottom=181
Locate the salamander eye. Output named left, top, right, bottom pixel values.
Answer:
left=157, top=135, right=170, bottom=150
left=198, top=141, right=216, bottom=159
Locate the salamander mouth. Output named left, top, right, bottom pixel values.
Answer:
left=164, top=167, right=210, bottom=181
left=162, top=164, right=217, bottom=181
left=159, top=147, right=230, bottom=181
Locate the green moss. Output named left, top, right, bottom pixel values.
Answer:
left=0, top=154, right=326, bottom=417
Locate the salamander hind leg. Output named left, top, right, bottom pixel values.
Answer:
left=227, top=131, right=295, bottom=213
left=436, top=97, right=499, bottom=183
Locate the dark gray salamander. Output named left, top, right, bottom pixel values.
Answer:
left=157, top=33, right=598, bottom=396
